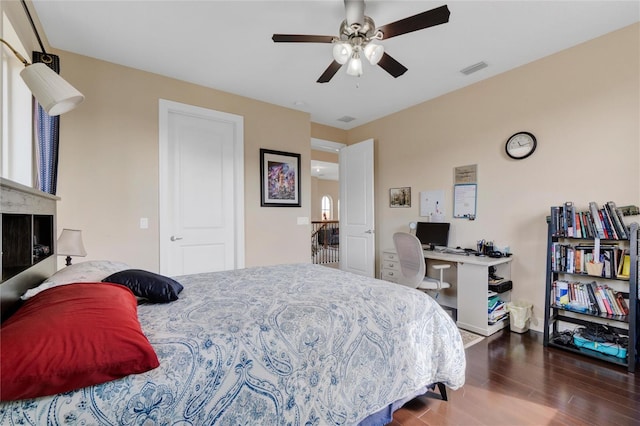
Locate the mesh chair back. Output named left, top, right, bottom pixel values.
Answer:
left=392, top=232, right=426, bottom=288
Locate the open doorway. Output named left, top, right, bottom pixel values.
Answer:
left=311, top=139, right=344, bottom=267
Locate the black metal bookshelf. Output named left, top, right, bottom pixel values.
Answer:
left=543, top=207, right=638, bottom=373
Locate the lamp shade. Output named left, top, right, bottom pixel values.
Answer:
left=20, top=63, right=84, bottom=116
left=332, top=42, right=353, bottom=65
left=57, top=229, right=87, bottom=257
left=364, top=43, right=384, bottom=65
left=346, top=55, right=363, bottom=77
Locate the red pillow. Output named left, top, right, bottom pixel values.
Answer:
left=0, top=283, right=159, bottom=401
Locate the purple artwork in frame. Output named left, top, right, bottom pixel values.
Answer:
left=260, top=149, right=301, bottom=207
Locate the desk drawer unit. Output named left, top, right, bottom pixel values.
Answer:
left=380, top=250, right=400, bottom=283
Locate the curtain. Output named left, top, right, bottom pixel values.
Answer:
left=32, top=51, right=60, bottom=195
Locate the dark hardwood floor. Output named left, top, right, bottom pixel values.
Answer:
left=389, top=329, right=640, bottom=425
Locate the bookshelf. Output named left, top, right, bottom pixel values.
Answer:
left=543, top=202, right=638, bottom=372
left=0, top=178, right=58, bottom=321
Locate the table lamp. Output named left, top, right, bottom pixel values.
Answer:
left=57, top=229, right=87, bottom=266
left=409, top=222, right=417, bottom=234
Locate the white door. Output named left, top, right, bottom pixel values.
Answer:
left=159, top=100, right=244, bottom=276
left=339, top=139, right=375, bottom=277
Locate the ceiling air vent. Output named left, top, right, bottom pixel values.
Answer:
left=337, top=115, right=356, bottom=123
left=460, top=61, right=488, bottom=76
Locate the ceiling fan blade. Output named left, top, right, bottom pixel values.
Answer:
left=378, top=52, right=408, bottom=78
left=272, top=34, right=335, bottom=43
left=317, top=61, right=343, bottom=83
left=344, top=0, right=365, bottom=27
left=377, top=4, right=450, bottom=40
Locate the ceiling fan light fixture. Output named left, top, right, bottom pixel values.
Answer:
left=346, top=53, right=363, bottom=77
left=273, top=3, right=451, bottom=83
left=332, top=42, right=353, bottom=64
left=363, top=42, right=384, bottom=65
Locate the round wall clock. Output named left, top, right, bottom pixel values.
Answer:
left=505, top=131, right=537, bottom=160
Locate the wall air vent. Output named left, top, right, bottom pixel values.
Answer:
left=337, top=115, right=356, bottom=123
left=460, top=61, right=488, bottom=76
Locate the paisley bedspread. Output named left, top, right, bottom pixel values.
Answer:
left=0, top=263, right=465, bottom=425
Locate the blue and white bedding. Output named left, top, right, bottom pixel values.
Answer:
left=0, top=263, right=465, bottom=425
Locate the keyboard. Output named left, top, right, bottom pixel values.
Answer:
left=443, top=247, right=466, bottom=254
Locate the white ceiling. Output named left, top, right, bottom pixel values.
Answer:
left=32, top=1, right=639, bottom=130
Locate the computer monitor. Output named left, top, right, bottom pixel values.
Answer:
left=415, top=222, right=450, bottom=249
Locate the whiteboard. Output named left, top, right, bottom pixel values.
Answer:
left=453, top=184, right=477, bottom=219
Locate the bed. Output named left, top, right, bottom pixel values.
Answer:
left=0, top=262, right=465, bottom=425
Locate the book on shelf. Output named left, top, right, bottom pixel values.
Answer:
left=585, top=211, right=596, bottom=238
left=604, top=286, right=622, bottom=315
left=596, top=286, right=614, bottom=315
left=553, top=280, right=569, bottom=306
left=618, top=254, right=631, bottom=279
left=600, top=207, right=620, bottom=240
left=585, top=282, right=601, bottom=314
left=574, top=211, right=582, bottom=238
left=604, top=202, right=624, bottom=240
left=603, top=250, right=613, bottom=279
left=589, top=202, right=606, bottom=239
left=607, top=201, right=629, bottom=240
left=564, top=201, right=575, bottom=237
left=550, top=206, right=560, bottom=236
left=574, top=249, right=583, bottom=274
left=592, top=283, right=607, bottom=314
left=614, top=206, right=630, bottom=239
left=616, top=292, right=630, bottom=315
left=616, top=249, right=627, bottom=277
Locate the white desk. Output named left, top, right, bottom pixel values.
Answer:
left=380, top=248, right=513, bottom=336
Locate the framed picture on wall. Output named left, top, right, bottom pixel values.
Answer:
left=389, top=187, right=411, bottom=208
left=260, top=149, right=301, bottom=207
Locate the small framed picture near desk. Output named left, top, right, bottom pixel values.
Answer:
left=260, top=149, right=301, bottom=207
left=389, top=187, right=411, bottom=208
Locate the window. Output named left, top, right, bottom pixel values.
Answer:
left=1, top=12, right=33, bottom=186
left=321, top=195, right=332, bottom=220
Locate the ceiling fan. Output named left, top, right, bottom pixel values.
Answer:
left=272, top=1, right=450, bottom=83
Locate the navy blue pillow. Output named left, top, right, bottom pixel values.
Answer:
left=102, top=269, right=183, bottom=303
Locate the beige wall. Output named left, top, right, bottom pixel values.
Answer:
left=310, top=150, right=339, bottom=163
left=54, top=52, right=312, bottom=271
left=348, top=23, right=640, bottom=330
left=311, top=122, right=347, bottom=144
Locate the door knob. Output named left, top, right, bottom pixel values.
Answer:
left=365, top=229, right=374, bottom=234
left=170, top=235, right=183, bottom=241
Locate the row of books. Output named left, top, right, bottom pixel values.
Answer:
left=550, top=201, right=629, bottom=240
left=550, top=243, right=630, bottom=279
left=552, top=280, right=629, bottom=317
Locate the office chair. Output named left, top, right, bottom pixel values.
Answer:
left=392, top=232, right=451, bottom=299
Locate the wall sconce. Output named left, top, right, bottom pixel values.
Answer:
left=0, top=38, right=84, bottom=116
left=57, top=229, right=87, bottom=266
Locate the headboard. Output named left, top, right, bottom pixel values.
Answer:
left=0, top=258, right=55, bottom=321
left=1, top=178, right=58, bottom=322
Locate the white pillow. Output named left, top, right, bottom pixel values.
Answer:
left=21, top=260, right=131, bottom=300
